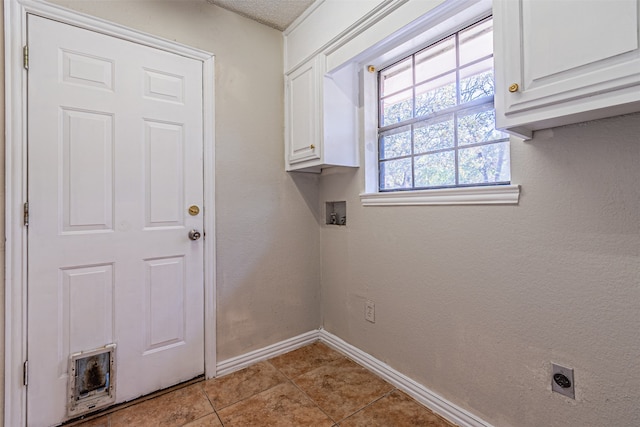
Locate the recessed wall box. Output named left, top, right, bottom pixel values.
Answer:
left=325, top=201, right=346, bottom=225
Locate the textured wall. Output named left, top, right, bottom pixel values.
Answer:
left=319, top=113, right=640, bottom=427
left=15, top=0, right=321, bottom=368
left=0, top=2, right=5, bottom=422
left=3, top=2, right=639, bottom=427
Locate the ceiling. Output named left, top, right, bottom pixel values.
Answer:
left=207, top=0, right=316, bottom=31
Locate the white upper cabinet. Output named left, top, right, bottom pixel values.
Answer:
left=493, top=0, right=640, bottom=139
left=286, top=57, right=321, bottom=169
left=285, top=56, right=359, bottom=172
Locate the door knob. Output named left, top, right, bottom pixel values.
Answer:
left=188, top=229, right=202, bottom=241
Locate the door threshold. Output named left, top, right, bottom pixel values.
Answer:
left=61, top=374, right=205, bottom=426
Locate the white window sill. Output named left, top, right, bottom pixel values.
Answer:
left=360, top=185, right=520, bottom=206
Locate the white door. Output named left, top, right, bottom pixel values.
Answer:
left=27, top=15, right=205, bottom=426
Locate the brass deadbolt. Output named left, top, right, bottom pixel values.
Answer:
left=188, top=205, right=200, bottom=216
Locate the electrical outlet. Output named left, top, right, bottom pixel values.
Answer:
left=365, top=300, right=375, bottom=323
left=551, top=363, right=575, bottom=399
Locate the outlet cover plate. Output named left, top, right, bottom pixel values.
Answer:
left=551, top=363, right=575, bottom=399
left=365, top=300, right=375, bottom=323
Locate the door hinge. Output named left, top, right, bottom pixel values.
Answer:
left=23, top=360, right=28, bottom=386
left=23, top=202, right=29, bottom=227
left=23, top=45, right=29, bottom=70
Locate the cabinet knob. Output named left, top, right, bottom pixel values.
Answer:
left=310, top=144, right=315, bottom=149
left=508, top=83, right=519, bottom=93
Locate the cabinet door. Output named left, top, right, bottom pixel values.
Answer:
left=286, top=58, right=321, bottom=167
left=494, top=0, right=640, bottom=137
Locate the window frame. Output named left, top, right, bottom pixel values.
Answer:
left=378, top=17, right=510, bottom=191
left=359, top=10, right=520, bottom=206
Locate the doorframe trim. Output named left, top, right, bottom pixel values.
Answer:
left=4, top=1, right=216, bottom=425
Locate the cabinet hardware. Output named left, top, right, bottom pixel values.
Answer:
left=508, top=83, right=519, bottom=93
left=310, top=144, right=315, bottom=149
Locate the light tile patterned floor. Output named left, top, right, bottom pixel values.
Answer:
left=69, top=342, right=456, bottom=427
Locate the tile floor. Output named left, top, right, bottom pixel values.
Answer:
left=70, top=342, right=456, bottom=427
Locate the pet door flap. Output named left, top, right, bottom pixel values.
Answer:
left=67, top=344, right=116, bottom=417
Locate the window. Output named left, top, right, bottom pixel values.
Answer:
left=377, top=17, right=510, bottom=192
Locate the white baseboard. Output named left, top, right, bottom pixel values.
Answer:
left=215, top=328, right=492, bottom=427
left=319, top=329, right=494, bottom=427
left=215, top=330, right=320, bottom=376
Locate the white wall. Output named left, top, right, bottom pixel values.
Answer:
left=0, top=3, right=6, bottom=422
left=1, top=0, right=322, bottom=393
left=319, top=113, right=640, bottom=427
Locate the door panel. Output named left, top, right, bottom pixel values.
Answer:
left=62, top=49, right=115, bottom=90
left=62, top=264, right=115, bottom=366
left=27, top=15, right=205, bottom=426
left=145, top=120, right=185, bottom=226
left=144, top=256, right=186, bottom=353
left=62, top=109, right=114, bottom=232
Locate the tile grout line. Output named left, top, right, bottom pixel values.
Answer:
left=198, top=381, right=226, bottom=427
left=206, top=361, right=290, bottom=414
left=310, top=341, right=443, bottom=425
left=204, top=359, right=304, bottom=424
left=270, top=357, right=339, bottom=426
left=288, top=376, right=338, bottom=426
left=212, top=339, right=342, bottom=424
left=267, top=355, right=349, bottom=425
left=267, top=354, right=395, bottom=426
left=335, top=387, right=397, bottom=424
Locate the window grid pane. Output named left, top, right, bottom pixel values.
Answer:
left=378, top=17, right=509, bottom=192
